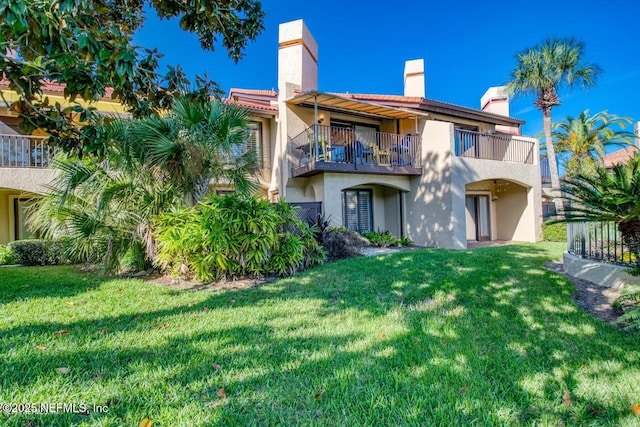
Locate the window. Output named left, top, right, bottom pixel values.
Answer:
left=342, top=190, right=372, bottom=233
left=231, top=121, right=264, bottom=168
left=14, top=198, right=37, bottom=240
left=542, top=201, right=557, bottom=220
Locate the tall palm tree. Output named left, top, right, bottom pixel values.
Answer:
left=507, top=37, right=602, bottom=216
left=30, top=97, right=259, bottom=271
left=552, top=110, right=634, bottom=177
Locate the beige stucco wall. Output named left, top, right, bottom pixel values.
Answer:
left=404, top=121, right=541, bottom=249
left=0, top=188, right=42, bottom=244
left=405, top=120, right=456, bottom=248
left=452, top=139, right=542, bottom=245
left=0, top=168, right=54, bottom=194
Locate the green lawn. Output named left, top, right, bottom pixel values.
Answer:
left=1, top=243, right=639, bottom=426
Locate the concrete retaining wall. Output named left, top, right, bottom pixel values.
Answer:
left=563, top=252, right=637, bottom=289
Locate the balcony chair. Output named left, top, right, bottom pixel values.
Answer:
left=372, top=145, right=391, bottom=166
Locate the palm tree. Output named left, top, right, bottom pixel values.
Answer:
left=30, top=97, right=259, bottom=271
left=561, top=154, right=640, bottom=258
left=507, top=37, right=602, bottom=215
left=115, top=97, right=259, bottom=206
left=552, top=110, right=634, bottom=177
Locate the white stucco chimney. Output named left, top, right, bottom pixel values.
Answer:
left=277, top=19, right=318, bottom=100
left=635, top=121, right=640, bottom=148
left=480, top=86, right=509, bottom=116
left=403, top=59, right=425, bottom=98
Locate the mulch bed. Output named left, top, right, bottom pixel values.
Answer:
left=546, top=261, right=624, bottom=325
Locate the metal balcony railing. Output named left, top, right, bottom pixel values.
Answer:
left=454, top=129, right=535, bottom=164
left=0, top=134, right=54, bottom=168
left=289, top=125, right=421, bottom=173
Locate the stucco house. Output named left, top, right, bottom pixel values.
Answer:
left=0, top=19, right=542, bottom=249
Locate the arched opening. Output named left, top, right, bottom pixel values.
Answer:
left=464, top=179, right=531, bottom=243
left=339, top=183, right=406, bottom=238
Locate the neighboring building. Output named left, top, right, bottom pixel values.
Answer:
left=0, top=81, right=126, bottom=244
left=0, top=19, right=543, bottom=249
left=601, top=122, right=640, bottom=168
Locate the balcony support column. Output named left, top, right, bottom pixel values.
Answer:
left=313, top=95, right=318, bottom=161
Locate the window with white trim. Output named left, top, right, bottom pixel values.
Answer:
left=230, top=121, right=264, bottom=168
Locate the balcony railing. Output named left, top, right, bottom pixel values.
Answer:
left=454, top=129, right=535, bottom=164
left=0, top=134, right=54, bottom=168
left=290, top=125, right=422, bottom=177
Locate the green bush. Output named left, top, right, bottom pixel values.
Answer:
left=616, top=284, right=640, bottom=333
left=361, top=230, right=400, bottom=247
left=154, top=195, right=325, bottom=280
left=0, top=245, right=17, bottom=265
left=398, top=236, right=414, bottom=247
left=7, top=239, right=68, bottom=266
left=542, top=222, right=567, bottom=242
left=323, top=227, right=370, bottom=259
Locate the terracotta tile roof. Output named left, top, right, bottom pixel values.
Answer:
left=226, top=88, right=278, bottom=114
left=602, top=146, right=638, bottom=168
left=334, top=93, right=424, bottom=104
left=228, top=88, right=277, bottom=97
left=0, top=78, right=115, bottom=99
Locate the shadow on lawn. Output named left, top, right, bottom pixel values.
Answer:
left=0, top=266, right=108, bottom=303
left=1, top=244, right=639, bottom=425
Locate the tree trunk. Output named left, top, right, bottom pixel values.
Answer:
left=543, top=107, right=563, bottom=218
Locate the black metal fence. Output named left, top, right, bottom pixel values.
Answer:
left=567, top=221, right=636, bottom=267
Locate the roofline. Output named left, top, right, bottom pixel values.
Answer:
left=286, top=90, right=430, bottom=120
left=419, top=99, right=524, bottom=126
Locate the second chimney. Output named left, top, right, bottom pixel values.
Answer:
left=404, top=59, right=425, bottom=98
left=480, top=86, right=509, bottom=116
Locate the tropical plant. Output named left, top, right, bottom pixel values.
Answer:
left=552, top=110, right=634, bottom=177
left=507, top=37, right=601, bottom=215
left=561, top=155, right=640, bottom=333
left=154, top=194, right=325, bottom=280
left=616, top=285, right=640, bottom=332
left=30, top=98, right=259, bottom=272
left=561, top=154, right=640, bottom=261
left=0, top=0, right=265, bottom=157
left=362, top=230, right=400, bottom=248
left=112, top=97, right=259, bottom=206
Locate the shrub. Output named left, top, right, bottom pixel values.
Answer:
left=361, top=230, right=400, bottom=248
left=398, top=236, right=414, bottom=247
left=323, top=227, right=370, bottom=259
left=0, top=245, right=17, bottom=265
left=155, top=195, right=325, bottom=280
left=7, top=239, right=68, bottom=266
left=616, top=284, right=640, bottom=332
left=542, top=222, right=567, bottom=242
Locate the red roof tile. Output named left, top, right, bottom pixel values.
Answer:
left=1, top=78, right=115, bottom=99
left=226, top=88, right=278, bottom=114
left=602, top=146, right=638, bottom=168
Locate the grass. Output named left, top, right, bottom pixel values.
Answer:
left=1, top=242, right=639, bottom=426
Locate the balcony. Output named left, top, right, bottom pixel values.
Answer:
left=290, top=125, right=422, bottom=178
left=454, top=129, right=535, bottom=164
left=1, top=134, right=54, bottom=168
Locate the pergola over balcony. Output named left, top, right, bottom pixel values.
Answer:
left=287, top=91, right=427, bottom=177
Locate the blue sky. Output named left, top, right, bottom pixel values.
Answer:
left=134, top=0, right=640, bottom=140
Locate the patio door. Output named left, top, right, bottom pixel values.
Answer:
left=465, top=195, right=490, bottom=241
